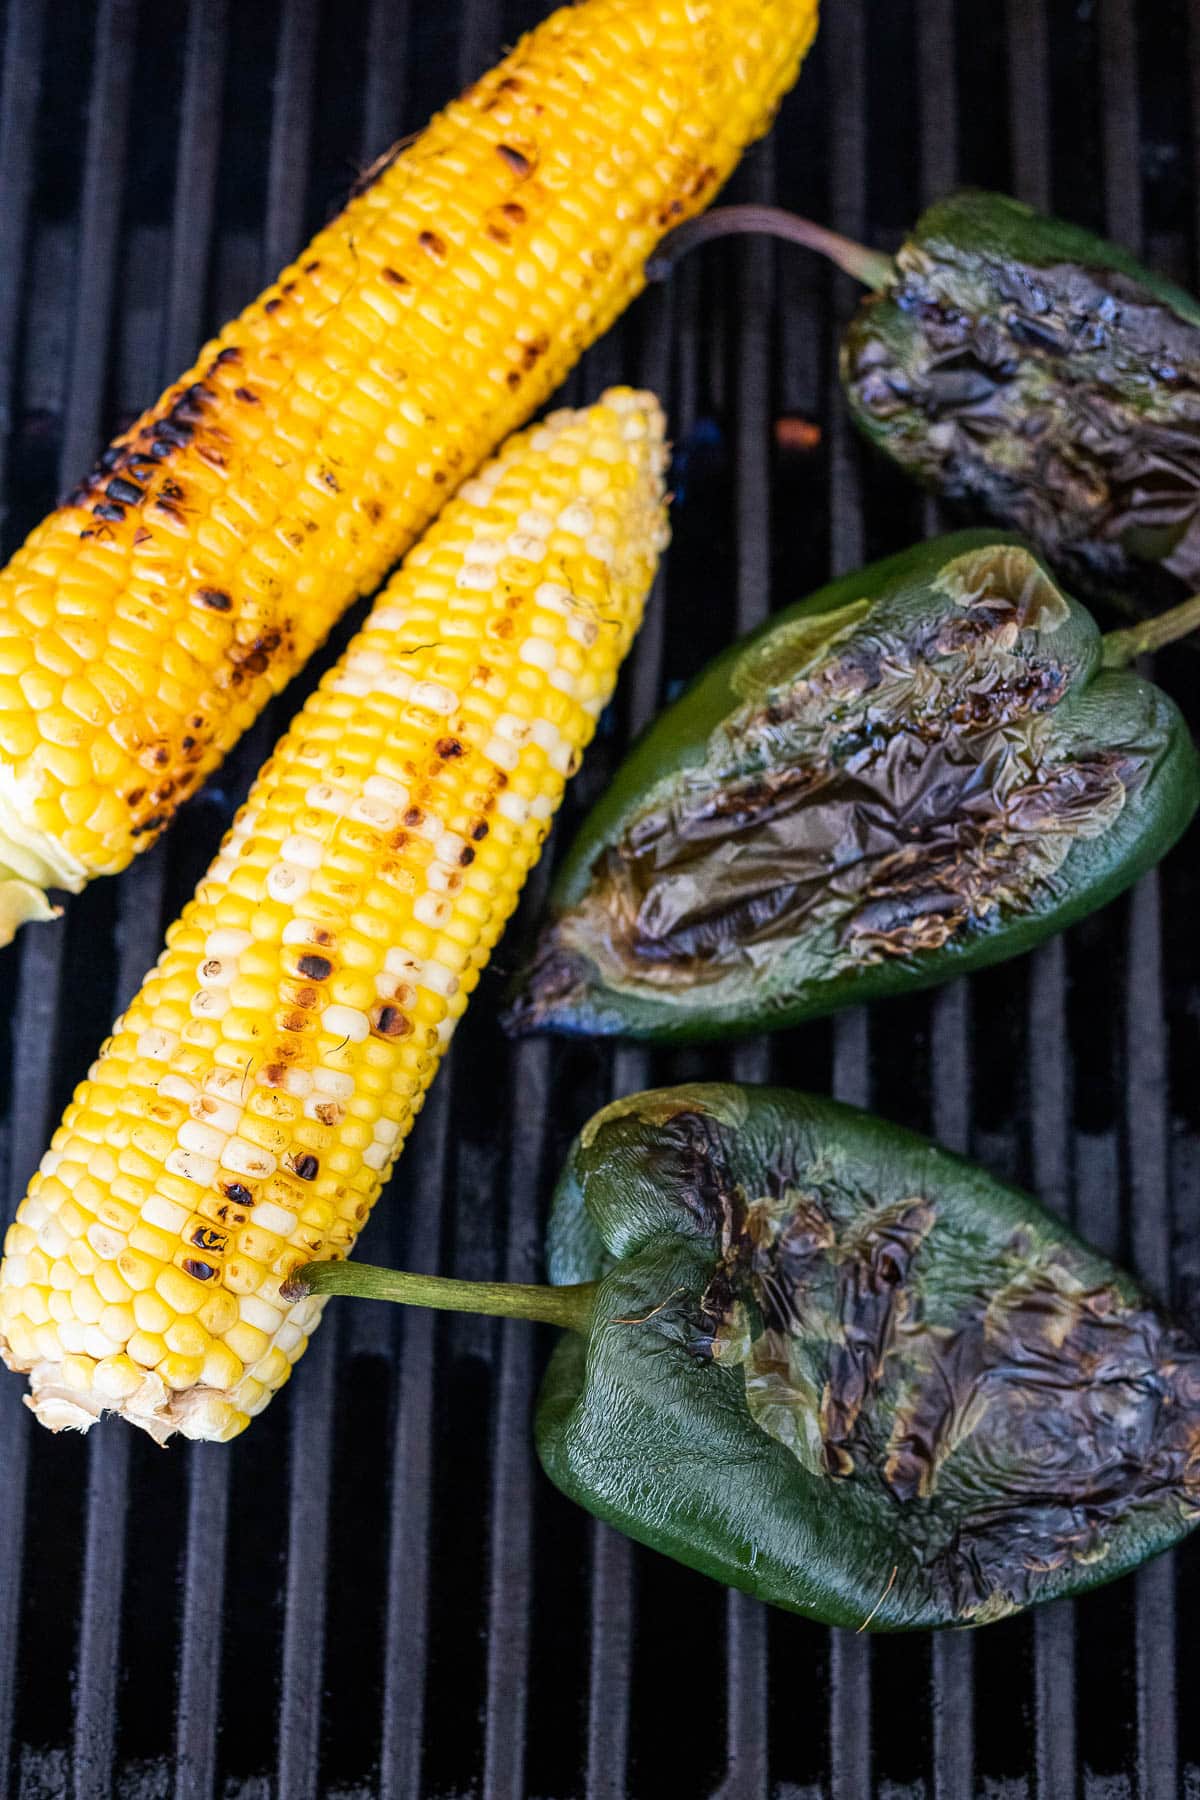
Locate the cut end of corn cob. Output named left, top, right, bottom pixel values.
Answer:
left=0, top=880, right=60, bottom=942
left=0, top=389, right=669, bottom=1442
left=0, top=0, right=816, bottom=943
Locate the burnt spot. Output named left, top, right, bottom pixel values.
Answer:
left=418, top=230, right=447, bottom=260
left=190, top=1225, right=227, bottom=1254
left=220, top=1180, right=253, bottom=1205
left=363, top=499, right=384, bottom=523
left=458, top=846, right=475, bottom=866
left=264, top=296, right=282, bottom=314
left=371, top=1004, right=413, bottom=1039
left=304, top=258, right=321, bottom=274
left=319, top=466, right=341, bottom=493
left=505, top=370, right=521, bottom=390
left=435, top=737, right=463, bottom=759
left=471, top=821, right=489, bottom=841
left=93, top=501, right=126, bottom=522
left=194, top=587, right=233, bottom=612
left=381, top=265, right=409, bottom=287
left=496, top=141, right=534, bottom=178
left=290, top=1154, right=320, bottom=1182
left=106, top=476, right=144, bottom=505
left=296, top=954, right=332, bottom=981
left=235, top=386, right=260, bottom=405
left=159, top=476, right=186, bottom=501
left=403, top=806, right=423, bottom=828
left=132, top=526, right=152, bottom=546
left=214, top=346, right=242, bottom=365
left=517, top=332, right=549, bottom=371
left=181, top=1259, right=218, bottom=1283
left=130, top=813, right=166, bottom=837
left=819, top=1201, right=937, bottom=1475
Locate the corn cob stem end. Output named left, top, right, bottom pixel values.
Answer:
left=0, top=772, right=89, bottom=940
left=4, top=1347, right=252, bottom=1443
left=0, top=878, right=60, bottom=942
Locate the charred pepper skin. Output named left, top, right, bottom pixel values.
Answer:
left=537, top=1083, right=1200, bottom=1631
left=505, top=531, right=1199, bottom=1044
left=842, top=189, right=1200, bottom=602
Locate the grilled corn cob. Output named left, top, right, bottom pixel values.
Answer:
left=0, top=0, right=817, bottom=943
left=0, top=390, right=669, bottom=1442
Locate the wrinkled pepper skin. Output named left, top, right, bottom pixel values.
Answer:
left=537, top=1084, right=1200, bottom=1630
left=842, top=190, right=1200, bottom=601
left=506, top=532, right=1198, bottom=1043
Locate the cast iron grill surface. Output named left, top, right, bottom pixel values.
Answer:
left=1, top=1, right=1197, bottom=1795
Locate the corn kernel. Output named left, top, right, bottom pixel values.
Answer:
left=93, top=1354, right=144, bottom=1400
left=157, top=1353, right=204, bottom=1391
left=225, top=1320, right=271, bottom=1366
left=165, top=1316, right=211, bottom=1359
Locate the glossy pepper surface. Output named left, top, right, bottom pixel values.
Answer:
left=300, top=1082, right=1200, bottom=1630
left=506, top=531, right=1198, bottom=1043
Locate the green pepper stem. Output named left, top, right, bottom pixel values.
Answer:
left=283, top=1259, right=597, bottom=1333
left=1101, top=591, right=1200, bottom=667
left=648, top=205, right=897, bottom=292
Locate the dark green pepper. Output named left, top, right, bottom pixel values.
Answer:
left=294, top=1083, right=1200, bottom=1631
left=504, top=532, right=1198, bottom=1043
left=654, top=190, right=1200, bottom=616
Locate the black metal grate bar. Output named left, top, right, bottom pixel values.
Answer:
left=0, top=0, right=45, bottom=1774
left=0, top=3, right=1196, bottom=1794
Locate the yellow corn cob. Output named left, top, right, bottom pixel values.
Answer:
left=0, top=0, right=817, bottom=943
left=0, top=390, right=668, bottom=1442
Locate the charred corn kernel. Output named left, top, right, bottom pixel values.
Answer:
left=0, top=0, right=816, bottom=945
left=0, top=393, right=668, bottom=1442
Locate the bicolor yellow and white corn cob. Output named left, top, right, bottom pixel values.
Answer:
left=0, top=0, right=816, bottom=942
left=0, top=390, right=669, bottom=1442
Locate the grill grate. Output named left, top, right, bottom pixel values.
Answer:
left=0, top=1, right=1197, bottom=1795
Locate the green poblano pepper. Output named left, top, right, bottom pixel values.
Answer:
left=654, top=189, right=1200, bottom=612
left=296, top=1083, right=1200, bottom=1631
left=503, top=532, right=1198, bottom=1043
left=841, top=190, right=1200, bottom=600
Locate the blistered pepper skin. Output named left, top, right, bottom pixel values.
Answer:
left=536, top=1084, right=1200, bottom=1630
left=842, top=190, right=1200, bottom=603
left=506, top=531, right=1199, bottom=1044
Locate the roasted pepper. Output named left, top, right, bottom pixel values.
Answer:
left=504, top=532, right=1198, bottom=1043
left=654, top=189, right=1200, bottom=623
left=294, top=1083, right=1200, bottom=1630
